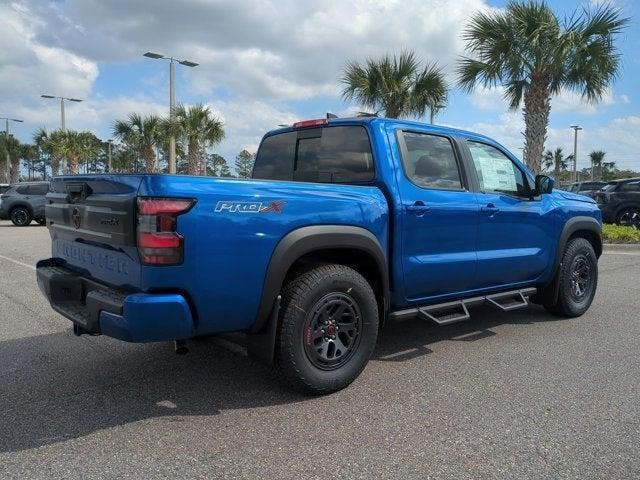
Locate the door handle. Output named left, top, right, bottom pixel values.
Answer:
left=406, top=201, right=430, bottom=216
left=481, top=203, right=500, bottom=215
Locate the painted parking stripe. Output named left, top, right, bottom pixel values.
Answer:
left=603, top=251, right=640, bottom=256
left=0, top=254, right=36, bottom=271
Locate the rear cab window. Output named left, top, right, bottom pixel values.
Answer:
left=252, top=125, right=374, bottom=184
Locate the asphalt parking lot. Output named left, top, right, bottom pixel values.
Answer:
left=1, top=220, right=639, bottom=479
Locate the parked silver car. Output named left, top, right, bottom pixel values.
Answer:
left=0, top=182, right=49, bottom=226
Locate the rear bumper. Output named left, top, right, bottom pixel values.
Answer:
left=36, top=258, right=194, bottom=342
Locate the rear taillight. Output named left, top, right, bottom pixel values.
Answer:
left=137, top=197, right=195, bottom=265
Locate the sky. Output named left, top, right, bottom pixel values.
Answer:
left=1, top=0, right=638, bottom=173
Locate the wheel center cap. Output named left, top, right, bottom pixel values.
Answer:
left=326, top=324, right=337, bottom=336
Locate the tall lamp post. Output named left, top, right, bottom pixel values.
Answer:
left=1, top=117, right=23, bottom=183
left=106, top=139, right=113, bottom=173
left=41, top=95, right=83, bottom=174
left=143, top=52, right=198, bottom=174
left=570, top=125, right=582, bottom=183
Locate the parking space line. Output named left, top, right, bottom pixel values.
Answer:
left=603, top=251, right=640, bottom=256
left=0, top=254, right=36, bottom=271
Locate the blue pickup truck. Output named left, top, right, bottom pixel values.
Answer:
left=36, top=117, right=602, bottom=393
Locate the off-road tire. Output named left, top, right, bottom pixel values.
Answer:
left=10, top=207, right=32, bottom=226
left=275, top=264, right=379, bottom=395
left=545, top=238, right=598, bottom=318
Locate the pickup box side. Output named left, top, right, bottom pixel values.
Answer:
left=137, top=175, right=389, bottom=335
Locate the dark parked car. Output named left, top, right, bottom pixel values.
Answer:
left=0, top=182, right=49, bottom=226
left=567, top=181, right=607, bottom=198
left=596, top=178, right=640, bottom=229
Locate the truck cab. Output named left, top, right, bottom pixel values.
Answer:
left=37, top=117, right=602, bottom=394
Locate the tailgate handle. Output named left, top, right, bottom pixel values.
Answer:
left=66, top=183, right=91, bottom=203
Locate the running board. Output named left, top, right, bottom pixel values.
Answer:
left=389, top=288, right=537, bottom=326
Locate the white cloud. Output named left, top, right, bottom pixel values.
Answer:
left=462, top=113, right=640, bottom=172
left=469, top=85, right=616, bottom=114
left=17, top=0, right=489, bottom=101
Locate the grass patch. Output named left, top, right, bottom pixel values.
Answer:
left=602, top=224, right=640, bottom=244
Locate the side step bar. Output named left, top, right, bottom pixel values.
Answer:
left=389, top=287, right=537, bottom=326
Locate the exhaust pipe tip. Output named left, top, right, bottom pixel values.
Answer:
left=174, top=339, right=189, bottom=355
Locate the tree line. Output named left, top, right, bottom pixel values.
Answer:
left=0, top=103, right=256, bottom=182
left=542, top=147, right=630, bottom=184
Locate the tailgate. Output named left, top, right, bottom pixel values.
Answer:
left=46, top=175, right=145, bottom=288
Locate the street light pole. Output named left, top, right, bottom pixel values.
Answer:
left=41, top=95, right=83, bottom=174
left=107, top=139, right=113, bottom=173
left=1, top=117, right=23, bottom=183
left=570, top=125, right=582, bottom=183
left=143, top=52, right=199, bottom=174
left=169, top=58, right=176, bottom=173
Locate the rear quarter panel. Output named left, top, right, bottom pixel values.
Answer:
left=138, top=176, right=388, bottom=334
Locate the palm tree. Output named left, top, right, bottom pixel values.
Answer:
left=0, top=134, right=21, bottom=183
left=341, top=50, right=448, bottom=120
left=172, top=104, right=225, bottom=175
left=457, top=2, right=628, bottom=174
left=54, top=130, right=101, bottom=175
left=34, top=128, right=58, bottom=176
left=602, top=160, right=617, bottom=181
left=543, top=147, right=571, bottom=180
left=589, top=150, right=606, bottom=181
left=20, top=144, right=38, bottom=180
left=113, top=113, right=163, bottom=173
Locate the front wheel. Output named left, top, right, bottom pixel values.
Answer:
left=10, top=207, right=32, bottom=226
left=617, top=208, right=640, bottom=230
left=545, top=238, right=598, bottom=318
left=276, top=264, right=379, bottom=394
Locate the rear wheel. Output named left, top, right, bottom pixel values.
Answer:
left=10, top=207, right=32, bottom=226
left=276, top=264, right=379, bottom=394
left=545, top=238, right=598, bottom=318
left=617, top=208, right=640, bottom=229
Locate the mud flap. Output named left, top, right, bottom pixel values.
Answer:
left=247, top=295, right=281, bottom=365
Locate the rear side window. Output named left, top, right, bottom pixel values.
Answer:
left=15, top=186, right=29, bottom=195
left=253, top=126, right=374, bottom=183
left=399, top=132, right=463, bottom=189
left=28, top=184, right=48, bottom=195
left=621, top=181, right=640, bottom=192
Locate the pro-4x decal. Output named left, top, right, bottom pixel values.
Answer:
left=214, top=200, right=286, bottom=213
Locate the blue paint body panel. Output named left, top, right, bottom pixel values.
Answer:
left=100, top=293, right=194, bottom=342
left=41, top=117, right=602, bottom=343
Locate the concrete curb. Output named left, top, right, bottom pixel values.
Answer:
left=603, top=243, right=640, bottom=253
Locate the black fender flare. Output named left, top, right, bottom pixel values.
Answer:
left=251, top=225, right=389, bottom=334
left=553, top=216, right=602, bottom=271
left=533, top=216, right=601, bottom=306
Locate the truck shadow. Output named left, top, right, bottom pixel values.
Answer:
left=374, top=303, right=553, bottom=362
left=0, top=304, right=557, bottom=453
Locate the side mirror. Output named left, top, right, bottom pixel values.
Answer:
left=534, top=175, right=554, bottom=196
